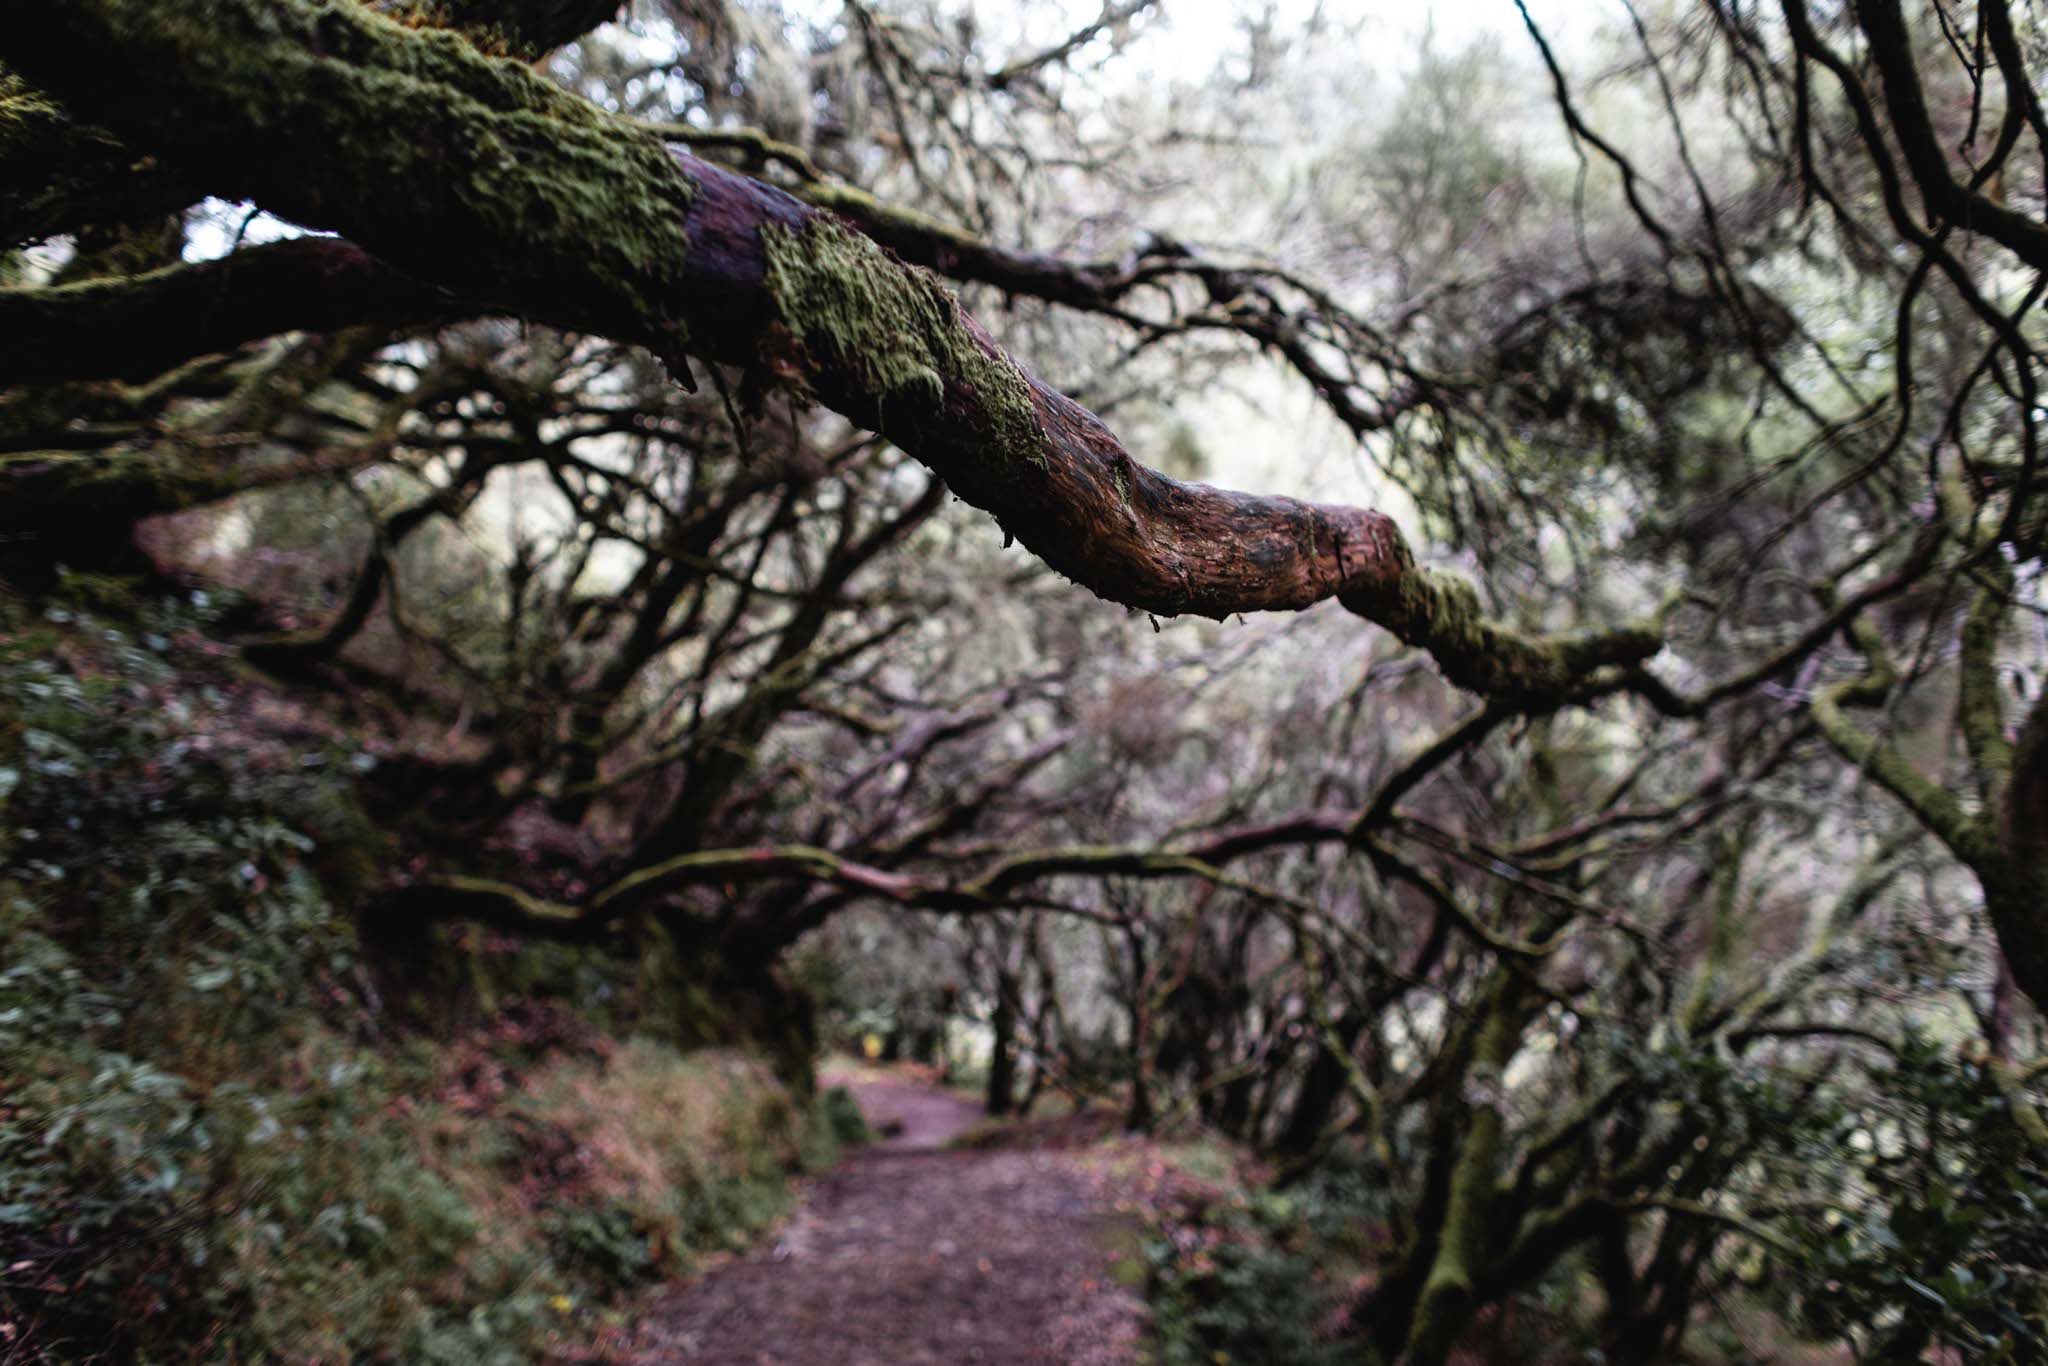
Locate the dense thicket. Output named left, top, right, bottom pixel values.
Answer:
left=4, top=0, right=2048, bottom=1361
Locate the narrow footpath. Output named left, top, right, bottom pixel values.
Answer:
left=621, top=1071, right=1148, bottom=1365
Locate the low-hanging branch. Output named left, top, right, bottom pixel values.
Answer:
left=393, top=827, right=1547, bottom=963
left=387, top=699, right=1556, bottom=952
left=0, top=0, right=1664, bottom=704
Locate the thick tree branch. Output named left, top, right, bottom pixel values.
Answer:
left=0, top=0, right=1662, bottom=702
left=0, top=239, right=463, bottom=382
left=1958, top=564, right=2017, bottom=804
left=2005, top=686, right=2048, bottom=994
left=0, top=67, right=194, bottom=246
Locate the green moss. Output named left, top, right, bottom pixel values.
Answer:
left=761, top=218, right=944, bottom=403
left=759, top=216, right=1044, bottom=471
left=1402, top=987, right=1526, bottom=1364
left=1, top=65, right=187, bottom=248
left=10, top=0, right=696, bottom=349
left=1958, top=571, right=2016, bottom=787
left=0, top=69, right=59, bottom=131
left=375, top=0, right=614, bottom=62
left=377, top=3, right=525, bottom=60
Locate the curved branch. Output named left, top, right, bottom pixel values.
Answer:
left=1809, top=616, right=1990, bottom=865
left=0, top=0, right=1662, bottom=702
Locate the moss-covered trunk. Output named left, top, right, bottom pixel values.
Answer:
left=1391, top=974, right=1530, bottom=1365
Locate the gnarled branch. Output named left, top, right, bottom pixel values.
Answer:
left=0, top=0, right=1662, bottom=703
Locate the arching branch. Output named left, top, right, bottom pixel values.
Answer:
left=0, top=0, right=1662, bottom=703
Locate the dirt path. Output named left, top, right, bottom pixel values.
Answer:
left=620, top=1071, right=1147, bottom=1365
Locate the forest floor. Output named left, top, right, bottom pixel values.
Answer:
left=615, top=1064, right=1156, bottom=1364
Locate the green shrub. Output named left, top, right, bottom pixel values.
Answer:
left=1772, top=1035, right=2048, bottom=1358
left=1147, top=1233, right=1350, bottom=1366
left=816, top=1084, right=872, bottom=1147
left=0, top=590, right=836, bottom=1361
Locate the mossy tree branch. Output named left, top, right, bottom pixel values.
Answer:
left=1811, top=607, right=2048, bottom=1011
left=0, top=0, right=1662, bottom=705
left=0, top=66, right=195, bottom=247
left=0, top=239, right=465, bottom=383
left=1957, top=563, right=2018, bottom=807
left=1808, top=616, right=1988, bottom=865
left=1401, top=977, right=1532, bottom=1366
left=1, top=0, right=618, bottom=244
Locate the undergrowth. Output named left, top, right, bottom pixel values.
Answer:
left=1142, top=1161, right=1360, bottom=1366
left=0, top=583, right=860, bottom=1362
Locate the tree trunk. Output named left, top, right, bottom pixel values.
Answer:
left=986, top=972, right=1018, bottom=1117
left=1275, top=1013, right=1366, bottom=1155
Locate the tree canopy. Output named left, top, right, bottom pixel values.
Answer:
left=5, top=0, right=2048, bottom=1360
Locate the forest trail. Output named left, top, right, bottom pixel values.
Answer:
left=620, top=1068, right=1150, bottom=1365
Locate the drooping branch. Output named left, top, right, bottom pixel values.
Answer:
left=0, top=0, right=1662, bottom=704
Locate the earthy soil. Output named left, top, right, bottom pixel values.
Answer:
left=619, top=1069, right=1149, bottom=1365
